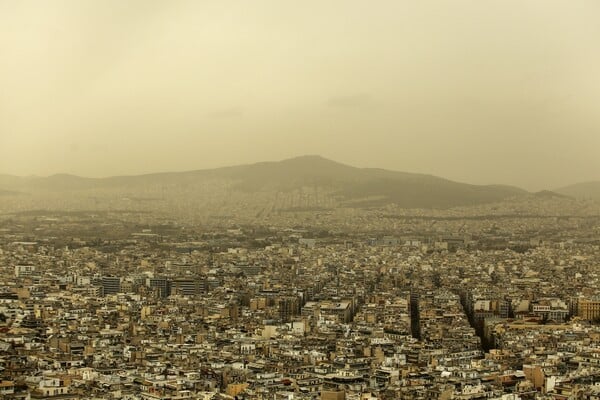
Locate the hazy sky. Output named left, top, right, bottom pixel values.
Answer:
left=1, top=0, right=599, bottom=190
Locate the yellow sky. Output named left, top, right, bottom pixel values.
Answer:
left=1, top=0, right=599, bottom=190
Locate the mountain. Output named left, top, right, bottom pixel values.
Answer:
left=555, top=181, right=600, bottom=200
left=0, top=155, right=528, bottom=208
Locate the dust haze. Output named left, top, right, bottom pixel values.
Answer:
left=1, top=0, right=599, bottom=191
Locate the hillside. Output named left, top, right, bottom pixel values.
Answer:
left=555, top=181, right=600, bottom=200
left=0, top=155, right=528, bottom=208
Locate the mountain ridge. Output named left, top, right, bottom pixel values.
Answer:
left=0, top=155, right=528, bottom=208
left=0, top=155, right=533, bottom=208
left=555, top=181, right=600, bottom=200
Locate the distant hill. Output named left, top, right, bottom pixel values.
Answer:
left=202, top=155, right=528, bottom=207
left=0, top=189, right=20, bottom=196
left=532, top=190, right=570, bottom=199
left=555, top=181, right=600, bottom=200
left=0, top=155, right=529, bottom=208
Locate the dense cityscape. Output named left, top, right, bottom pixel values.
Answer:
left=1, top=192, right=600, bottom=399
left=2, top=2, right=599, bottom=399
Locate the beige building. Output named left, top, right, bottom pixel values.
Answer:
left=578, top=299, right=600, bottom=321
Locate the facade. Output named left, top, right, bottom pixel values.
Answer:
left=14, top=265, right=35, bottom=278
left=101, top=276, right=121, bottom=296
left=578, top=298, right=600, bottom=321
left=148, top=277, right=171, bottom=298
left=171, top=278, right=205, bottom=296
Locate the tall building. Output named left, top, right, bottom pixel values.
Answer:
left=101, top=276, right=121, bottom=296
left=148, top=277, right=171, bottom=298
left=172, top=278, right=205, bottom=297
left=278, top=296, right=300, bottom=323
left=578, top=299, right=600, bottom=321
